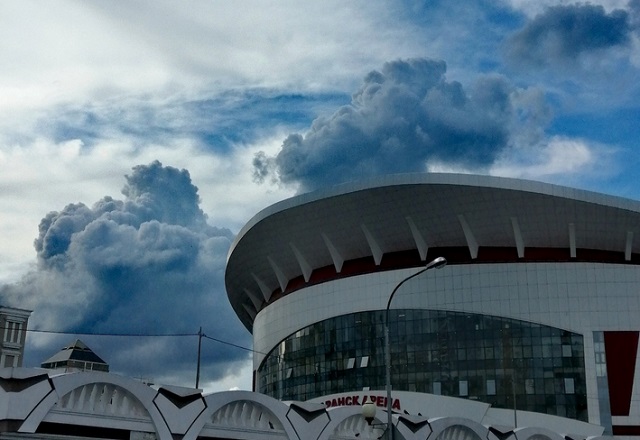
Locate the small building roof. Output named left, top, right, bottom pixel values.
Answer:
left=41, top=339, right=108, bottom=366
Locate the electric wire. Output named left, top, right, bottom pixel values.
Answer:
left=8, top=326, right=324, bottom=372
left=17, top=327, right=262, bottom=355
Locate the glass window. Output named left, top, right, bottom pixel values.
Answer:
left=257, top=310, right=587, bottom=421
left=3, top=321, right=22, bottom=344
left=487, top=379, right=496, bottom=395
left=564, top=378, right=575, bottom=394
left=459, top=380, right=468, bottom=396
left=3, top=354, right=16, bottom=368
left=525, top=378, right=535, bottom=394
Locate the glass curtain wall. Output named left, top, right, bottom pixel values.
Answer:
left=257, top=310, right=587, bottom=421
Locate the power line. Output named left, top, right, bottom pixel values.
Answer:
left=18, top=327, right=313, bottom=372
left=17, top=325, right=337, bottom=389
left=202, top=334, right=260, bottom=355
left=25, top=328, right=198, bottom=337
left=22, top=327, right=261, bottom=356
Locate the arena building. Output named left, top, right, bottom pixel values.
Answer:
left=225, top=173, right=640, bottom=437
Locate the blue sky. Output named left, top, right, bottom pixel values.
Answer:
left=1, top=0, right=639, bottom=392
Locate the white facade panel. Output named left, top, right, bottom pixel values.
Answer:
left=255, top=262, right=640, bottom=369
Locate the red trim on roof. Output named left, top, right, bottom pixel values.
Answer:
left=266, top=246, right=639, bottom=305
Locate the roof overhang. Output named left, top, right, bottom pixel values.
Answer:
left=225, top=173, right=640, bottom=332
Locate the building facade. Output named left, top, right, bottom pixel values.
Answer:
left=0, top=368, right=605, bottom=440
left=225, top=173, right=640, bottom=436
left=0, top=305, right=31, bottom=368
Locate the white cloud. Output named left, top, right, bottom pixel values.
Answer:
left=425, top=161, right=478, bottom=174
left=527, top=137, right=593, bottom=174
left=199, top=359, right=254, bottom=394
left=0, top=2, right=169, bottom=111
left=0, top=128, right=295, bottom=284
left=489, top=136, right=617, bottom=181
left=0, top=1, right=427, bottom=112
left=0, top=0, right=417, bottom=279
left=184, top=129, right=298, bottom=231
left=0, top=138, right=124, bottom=279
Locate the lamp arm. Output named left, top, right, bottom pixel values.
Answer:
left=386, top=265, right=432, bottom=310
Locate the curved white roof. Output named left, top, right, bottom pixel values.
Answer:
left=226, top=173, right=640, bottom=331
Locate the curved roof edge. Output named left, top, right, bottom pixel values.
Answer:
left=227, top=173, right=640, bottom=263
left=225, top=172, right=640, bottom=331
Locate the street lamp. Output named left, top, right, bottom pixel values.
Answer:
left=362, top=397, right=377, bottom=424
left=384, top=256, right=447, bottom=440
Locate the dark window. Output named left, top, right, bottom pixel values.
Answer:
left=257, top=310, right=587, bottom=421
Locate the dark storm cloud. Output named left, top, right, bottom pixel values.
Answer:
left=0, top=161, right=245, bottom=387
left=506, top=3, right=631, bottom=67
left=254, top=58, right=549, bottom=192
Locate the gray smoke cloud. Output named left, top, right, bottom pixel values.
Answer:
left=506, top=3, right=632, bottom=67
left=253, top=58, right=550, bottom=192
left=0, top=161, right=247, bottom=387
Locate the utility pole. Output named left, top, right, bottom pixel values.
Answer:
left=196, top=327, right=203, bottom=389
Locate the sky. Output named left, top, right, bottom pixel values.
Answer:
left=1, top=0, right=639, bottom=393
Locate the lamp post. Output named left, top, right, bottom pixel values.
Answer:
left=384, top=256, right=447, bottom=440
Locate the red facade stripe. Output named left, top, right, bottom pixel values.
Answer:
left=604, top=331, right=640, bottom=416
